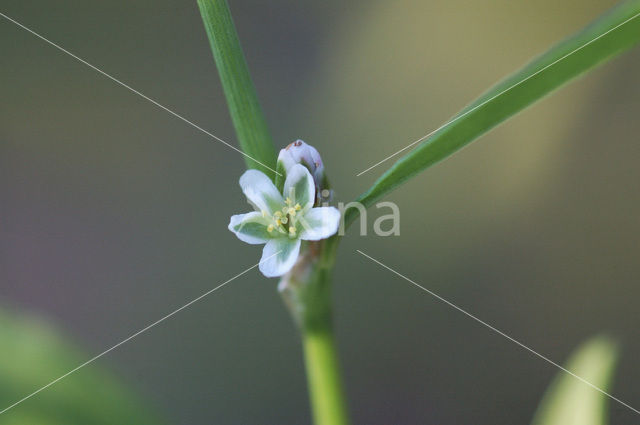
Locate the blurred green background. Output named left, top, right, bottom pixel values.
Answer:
left=1, top=0, right=639, bottom=423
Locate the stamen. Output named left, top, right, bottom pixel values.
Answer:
left=288, top=207, right=296, bottom=216
left=289, top=226, right=296, bottom=235
left=274, top=211, right=282, bottom=218
left=294, top=203, right=301, bottom=211
left=267, top=224, right=274, bottom=233
left=276, top=219, right=282, bottom=226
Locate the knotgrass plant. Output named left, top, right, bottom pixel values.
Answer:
left=197, top=1, right=640, bottom=424
left=0, top=1, right=638, bottom=423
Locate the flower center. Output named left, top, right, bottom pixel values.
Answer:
left=263, top=198, right=302, bottom=237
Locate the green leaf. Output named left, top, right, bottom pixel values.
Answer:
left=0, top=307, right=162, bottom=424
left=531, top=336, right=619, bottom=425
left=352, top=0, right=640, bottom=224
left=197, top=0, right=278, bottom=179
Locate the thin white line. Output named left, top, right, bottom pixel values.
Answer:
left=356, top=10, right=640, bottom=177
left=0, top=252, right=278, bottom=415
left=356, top=249, right=640, bottom=416
left=0, top=11, right=280, bottom=176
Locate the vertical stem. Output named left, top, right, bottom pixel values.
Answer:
left=198, top=2, right=350, bottom=422
left=303, top=327, right=350, bottom=425
left=281, top=239, right=350, bottom=425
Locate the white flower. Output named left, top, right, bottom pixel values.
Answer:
left=229, top=164, right=341, bottom=277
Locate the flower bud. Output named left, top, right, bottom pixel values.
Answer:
left=276, top=140, right=331, bottom=205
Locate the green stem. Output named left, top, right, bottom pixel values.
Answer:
left=303, top=327, right=350, bottom=425
left=197, top=0, right=278, bottom=178
left=197, top=3, right=349, bottom=422
left=279, top=239, right=350, bottom=425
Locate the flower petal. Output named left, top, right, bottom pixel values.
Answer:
left=299, top=207, right=341, bottom=241
left=239, top=169, right=284, bottom=214
left=228, top=212, right=271, bottom=245
left=283, top=164, right=315, bottom=210
left=259, top=238, right=301, bottom=277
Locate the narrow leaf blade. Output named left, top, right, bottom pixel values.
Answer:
left=354, top=0, right=640, bottom=220
left=198, top=0, right=277, bottom=178
left=531, top=336, right=619, bottom=425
